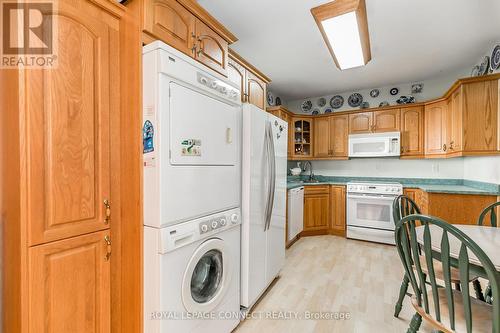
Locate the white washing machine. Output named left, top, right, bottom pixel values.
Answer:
left=144, top=208, right=241, bottom=333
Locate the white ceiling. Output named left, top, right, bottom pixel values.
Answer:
left=198, top=0, right=500, bottom=101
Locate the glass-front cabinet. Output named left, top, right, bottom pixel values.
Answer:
left=292, top=118, right=313, bottom=158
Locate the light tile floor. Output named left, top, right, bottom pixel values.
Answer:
left=235, top=235, right=436, bottom=332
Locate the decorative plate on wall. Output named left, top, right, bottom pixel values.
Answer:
left=411, top=83, right=423, bottom=94
left=301, top=100, right=313, bottom=112
left=478, top=56, right=490, bottom=76
left=348, top=93, right=363, bottom=107
left=317, top=97, right=326, bottom=107
left=389, top=88, right=399, bottom=96
left=379, top=101, right=390, bottom=107
left=360, top=102, right=370, bottom=109
left=369, top=89, right=380, bottom=98
left=324, top=108, right=333, bottom=114
left=330, top=95, right=344, bottom=109
left=396, top=96, right=416, bottom=104
left=471, top=65, right=480, bottom=77
left=491, top=44, right=500, bottom=71
left=275, top=97, right=282, bottom=106
left=267, top=91, right=275, bottom=106
left=311, top=108, right=320, bottom=115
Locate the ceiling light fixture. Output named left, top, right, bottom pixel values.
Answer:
left=311, top=0, right=371, bottom=70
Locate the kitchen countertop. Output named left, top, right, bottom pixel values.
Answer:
left=287, top=176, right=500, bottom=196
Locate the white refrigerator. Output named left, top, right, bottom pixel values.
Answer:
left=241, top=103, right=287, bottom=309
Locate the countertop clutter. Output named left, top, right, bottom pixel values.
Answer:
left=287, top=175, right=500, bottom=195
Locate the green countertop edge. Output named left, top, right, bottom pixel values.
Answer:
left=286, top=176, right=500, bottom=196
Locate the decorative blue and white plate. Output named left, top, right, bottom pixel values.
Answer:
left=317, top=97, right=326, bottom=107
left=390, top=88, right=399, bottom=96
left=324, top=108, right=333, bottom=114
left=348, top=93, right=363, bottom=107
left=311, top=108, right=320, bottom=115
left=478, top=56, right=490, bottom=76
left=360, top=102, right=370, bottom=109
left=369, top=89, right=380, bottom=98
left=301, top=100, right=313, bottom=112
left=330, top=95, right=344, bottom=109
left=379, top=101, right=389, bottom=107
left=267, top=91, right=275, bottom=106
left=471, top=65, right=480, bottom=77
left=491, top=45, right=500, bottom=71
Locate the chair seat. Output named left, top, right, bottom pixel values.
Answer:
left=411, top=288, right=492, bottom=333
left=417, top=256, right=478, bottom=283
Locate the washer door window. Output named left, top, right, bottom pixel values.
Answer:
left=182, top=238, right=232, bottom=313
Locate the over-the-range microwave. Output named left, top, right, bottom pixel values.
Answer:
left=348, top=131, right=400, bottom=158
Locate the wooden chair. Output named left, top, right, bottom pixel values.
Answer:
left=392, top=195, right=482, bottom=318
left=395, top=214, right=500, bottom=333
left=478, top=201, right=500, bottom=304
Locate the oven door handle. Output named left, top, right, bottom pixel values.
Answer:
left=347, top=194, right=398, bottom=201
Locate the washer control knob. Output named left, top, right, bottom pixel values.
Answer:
left=220, top=217, right=227, bottom=226
left=211, top=221, right=218, bottom=229
left=230, top=214, right=239, bottom=224
left=211, top=82, right=218, bottom=89
left=200, top=77, right=208, bottom=85
left=201, top=224, right=208, bottom=233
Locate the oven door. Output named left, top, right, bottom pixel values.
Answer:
left=347, top=194, right=396, bottom=231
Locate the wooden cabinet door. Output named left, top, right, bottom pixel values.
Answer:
left=304, top=188, right=330, bottom=231
left=425, top=101, right=448, bottom=156
left=143, top=0, right=196, bottom=56
left=403, top=188, right=418, bottom=202
left=330, top=186, right=346, bottom=236
left=27, top=0, right=117, bottom=245
left=349, top=112, right=373, bottom=134
left=195, top=19, right=228, bottom=76
left=373, top=109, right=400, bottom=132
left=246, top=71, right=266, bottom=110
left=313, top=117, right=330, bottom=157
left=29, top=230, right=110, bottom=333
left=227, top=57, right=246, bottom=102
left=330, top=115, right=349, bottom=157
left=401, top=106, right=424, bottom=156
left=462, top=80, right=499, bottom=153
left=448, top=89, right=463, bottom=153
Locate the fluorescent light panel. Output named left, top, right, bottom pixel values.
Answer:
left=321, top=12, right=365, bottom=70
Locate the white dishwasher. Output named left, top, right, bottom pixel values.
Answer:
left=287, top=186, right=304, bottom=241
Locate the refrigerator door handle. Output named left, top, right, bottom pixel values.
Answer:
left=266, top=122, right=276, bottom=231
left=263, top=122, right=272, bottom=231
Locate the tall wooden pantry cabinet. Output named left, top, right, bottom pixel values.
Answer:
left=1, top=0, right=143, bottom=332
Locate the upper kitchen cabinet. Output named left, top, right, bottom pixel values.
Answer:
left=400, top=106, right=424, bottom=157
left=349, top=112, right=372, bottom=134
left=424, top=76, right=500, bottom=158
left=313, top=115, right=348, bottom=159
left=291, top=117, right=313, bottom=158
left=425, top=100, right=448, bottom=157
left=460, top=79, right=499, bottom=154
left=143, top=0, right=196, bottom=56
left=267, top=106, right=294, bottom=157
left=373, top=108, right=400, bottom=132
left=228, top=49, right=271, bottom=109
left=143, top=0, right=238, bottom=76
left=194, top=19, right=228, bottom=75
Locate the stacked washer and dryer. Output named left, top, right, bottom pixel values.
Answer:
left=142, top=41, right=243, bottom=333
left=142, top=41, right=287, bottom=333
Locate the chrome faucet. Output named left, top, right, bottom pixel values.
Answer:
left=302, top=161, right=315, bottom=181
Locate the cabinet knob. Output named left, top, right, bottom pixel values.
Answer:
left=443, top=144, right=447, bottom=152
left=449, top=141, right=454, bottom=150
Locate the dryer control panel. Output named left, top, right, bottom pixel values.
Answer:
left=159, top=208, right=241, bottom=254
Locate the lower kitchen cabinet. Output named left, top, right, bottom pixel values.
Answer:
left=413, top=189, right=496, bottom=225
left=330, top=186, right=346, bottom=236
left=29, top=230, right=111, bottom=332
left=403, top=188, right=418, bottom=202
left=303, top=186, right=330, bottom=234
